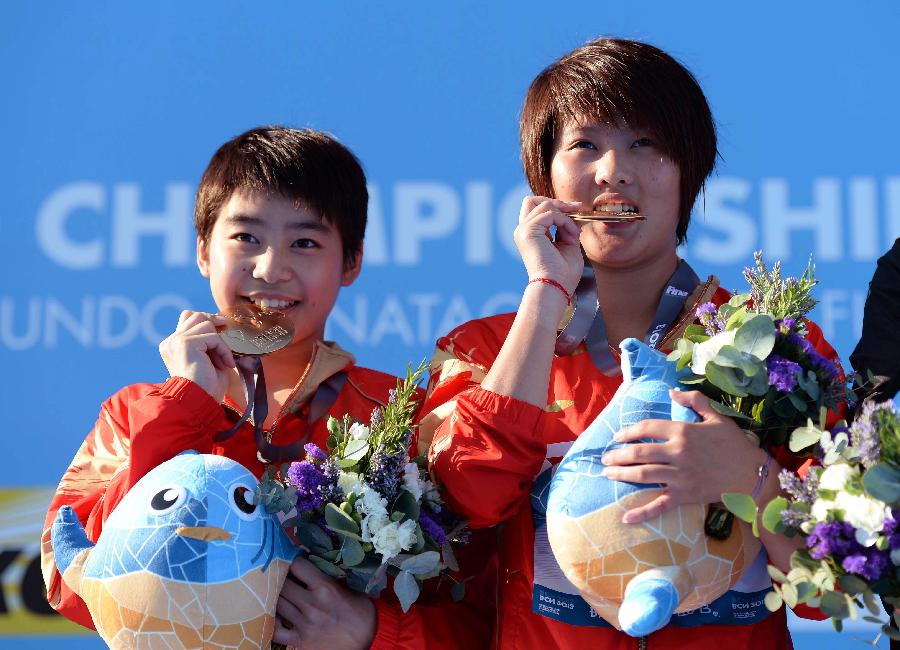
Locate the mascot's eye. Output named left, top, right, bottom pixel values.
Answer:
left=150, top=486, right=186, bottom=515
left=231, top=485, right=259, bottom=520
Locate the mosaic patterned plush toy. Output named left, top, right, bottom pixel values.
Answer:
left=546, top=338, right=760, bottom=636
left=51, top=451, right=298, bottom=649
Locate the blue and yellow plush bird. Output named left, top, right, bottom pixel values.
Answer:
left=51, top=451, right=298, bottom=649
left=546, top=338, right=760, bottom=636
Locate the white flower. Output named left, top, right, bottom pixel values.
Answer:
left=371, top=519, right=418, bottom=561
left=338, top=471, right=366, bottom=498
left=818, top=463, right=858, bottom=491
left=349, top=422, right=371, bottom=441
left=690, top=329, right=736, bottom=375
left=402, top=462, right=424, bottom=502
left=835, top=492, right=889, bottom=547
left=361, top=512, right=390, bottom=543
left=811, top=497, right=834, bottom=522
left=354, top=486, right=388, bottom=520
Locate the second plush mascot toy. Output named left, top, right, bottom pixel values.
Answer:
left=51, top=451, right=298, bottom=649
left=546, top=338, right=760, bottom=636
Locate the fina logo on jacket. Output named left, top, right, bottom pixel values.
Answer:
left=665, top=286, right=689, bottom=297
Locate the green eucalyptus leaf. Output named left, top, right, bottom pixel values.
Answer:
left=820, top=590, right=850, bottom=619
left=295, top=521, right=334, bottom=553
left=342, top=439, right=370, bottom=462
left=789, top=419, right=822, bottom=453
left=324, top=503, right=362, bottom=538
left=393, top=490, right=420, bottom=522
left=767, top=565, right=787, bottom=583
left=795, top=581, right=816, bottom=604
left=746, top=370, right=770, bottom=397
left=340, top=537, right=365, bottom=567
left=863, top=463, right=900, bottom=504
left=837, top=574, right=868, bottom=596
left=780, top=582, right=798, bottom=608
left=400, top=550, right=441, bottom=576
left=308, top=554, right=345, bottom=578
left=734, top=314, right=776, bottom=360
left=714, top=345, right=762, bottom=376
left=863, top=590, right=880, bottom=616
left=722, top=492, right=758, bottom=523
left=450, top=579, right=467, bottom=602
left=706, top=362, right=749, bottom=397
left=762, top=497, right=789, bottom=534
left=393, top=569, right=421, bottom=613
left=709, top=400, right=754, bottom=422
left=320, top=549, right=340, bottom=562
left=728, top=293, right=751, bottom=308
left=764, top=589, right=784, bottom=612
left=787, top=392, right=807, bottom=412
left=683, top=324, right=708, bottom=343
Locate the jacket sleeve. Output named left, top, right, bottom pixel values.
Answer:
left=419, top=320, right=546, bottom=529
left=851, top=238, right=900, bottom=402
left=40, top=377, right=227, bottom=628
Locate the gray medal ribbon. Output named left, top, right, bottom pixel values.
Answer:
left=555, top=260, right=701, bottom=376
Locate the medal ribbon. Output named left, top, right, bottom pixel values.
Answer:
left=555, top=259, right=701, bottom=375
left=214, top=357, right=348, bottom=463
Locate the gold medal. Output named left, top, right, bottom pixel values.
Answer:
left=570, top=210, right=646, bottom=223
left=216, top=304, right=294, bottom=356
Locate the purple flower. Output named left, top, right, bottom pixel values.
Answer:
left=806, top=521, right=856, bottom=560
left=419, top=509, right=448, bottom=546
left=778, top=467, right=819, bottom=505
left=841, top=554, right=868, bottom=574
left=286, top=460, right=326, bottom=511
left=695, top=302, right=725, bottom=336
left=696, top=302, right=717, bottom=319
left=370, top=407, right=384, bottom=428
left=767, top=355, right=801, bottom=392
left=842, top=548, right=889, bottom=581
left=777, top=317, right=797, bottom=334
left=318, top=457, right=343, bottom=506
left=850, top=400, right=890, bottom=468
left=365, top=437, right=408, bottom=502
left=304, top=443, right=327, bottom=463
left=787, top=333, right=840, bottom=382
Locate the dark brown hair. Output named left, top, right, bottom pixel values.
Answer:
left=195, top=126, right=367, bottom=265
left=520, top=38, right=717, bottom=244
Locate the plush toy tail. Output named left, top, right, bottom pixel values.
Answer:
left=51, top=505, right=94, bottom=575
left=618, top=566, right=690, bottom=637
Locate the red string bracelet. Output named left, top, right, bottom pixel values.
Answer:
left=527, top=277, right=571, bottom=305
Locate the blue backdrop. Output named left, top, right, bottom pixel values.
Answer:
left=3, top=1, right=898, bottom=646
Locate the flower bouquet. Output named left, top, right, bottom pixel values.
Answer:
left=725, top=399, right=900, bottom=643
left=667, top=251, right=846, bottom=449
left=666, top=252, right=848, bottom=538
left=254, top=362, right=468, bottom=614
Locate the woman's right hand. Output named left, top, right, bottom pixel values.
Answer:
left=159, top=310, right=236, bottom=402
left=514, top=196, right=584, bottom=293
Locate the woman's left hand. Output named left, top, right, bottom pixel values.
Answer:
left=272, top=557, right=377, bottom=650
left=600, top=389, right=768, bottom=524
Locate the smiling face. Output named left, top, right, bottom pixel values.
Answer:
left=197, top=190, right=361, bottom=356
left=551, top=118, right=681, bottom=272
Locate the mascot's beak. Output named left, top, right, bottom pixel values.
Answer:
left=175, top=526, right=231, bottom=542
